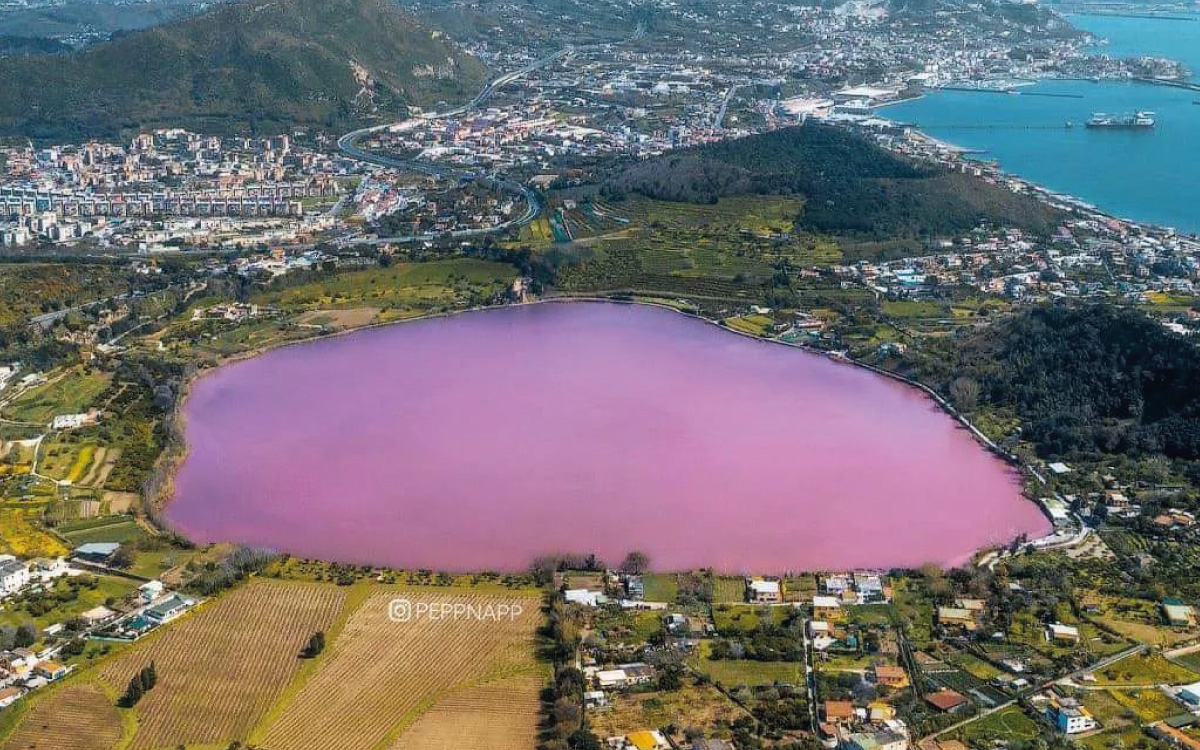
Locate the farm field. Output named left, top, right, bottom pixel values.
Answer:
left=589, top=681, right=748, bottom=739
left=688, top=654, right=802, bottom=687
left=0, top=682, right=127, bottom=750
left=950, top=704, right=1040, bottom=746
left=0, top=505, right=69, bottom=558
left=1, top=368, right=111, bottom=425
left=1090, top=652, right=1200, bottom=686
left=97, top=579, right=348, bottom=750
left=255, top=589, right=543, bottom=750
left=387, top=673, right=543, bottom=750
left=252, top=258, right=516, bottom=315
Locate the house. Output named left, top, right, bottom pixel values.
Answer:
left=0, top=687, right=22, bottom=709
left=144, top=593, right=195, bottom=624
left=1047, top=623, right=1080, bottom=643
left=1162, top=598, right=1196, bottom=629
left=814, top=596, right=844, bottom=621
left=824, top=700, right=856, bottom=725
left=936, top=607, right=976, bottom=632
left=564, top=589, right=608, bottom=607
left=139, top=580, right=165, bottom=603
left=869, top=702, right=897, bottom=721
left=1175, top=681, right=1200, bottom=708
left=1044, top=695, right=1097, bottom=734
left=1150, top=722, right=1200, bottom=750
left=845, top=730, right=908, bottom=750
left=584, top=690, right=609, bottom=709
left=73, top=542, right=121, bottom=564
left=0, top=558, right=30, bottom=595
left=872, top=664, right=910, bottom=689
left=748, top=578, right=782, bottom=604
left=80, top=605, right=117, bottom=626
left=30, top=557, right=70, bottom=583
left=34, top=660, right=69, bottom=680
left=622, top=729, right=670, bottom=750
left=924, top=689, right=968, bottom=713
left=594, top=663, right=655, bottom=690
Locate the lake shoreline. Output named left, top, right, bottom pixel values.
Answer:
left=155, top=294, right=1055, bottom=573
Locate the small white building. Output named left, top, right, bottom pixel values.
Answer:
left=139, top=580, right=165, bottom=603
left=564, top=589, right=607, bottom=607
left=0, top=558, right=30, bottom=596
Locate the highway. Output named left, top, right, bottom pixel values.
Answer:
left=335, top=47, right=574, bottom=246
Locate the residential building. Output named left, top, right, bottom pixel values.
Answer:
left=924, top=689, right=968, bottom=713
left=748, top=578, right=782, bottom=603
left=0, top=558, right=30, bottom=595
left=1044, top=695, right=1098, bottom=734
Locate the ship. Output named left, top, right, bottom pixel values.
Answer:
left=1085, top=111, right=1156, bottom=129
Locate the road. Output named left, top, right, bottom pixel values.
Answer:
left=923, top=642, right=1148, bottom=740
left=335, top=48, right=573, bottom=245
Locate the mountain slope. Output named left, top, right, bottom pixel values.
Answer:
left=0, top=0, right=487, bottom=140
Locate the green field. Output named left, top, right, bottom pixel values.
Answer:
left=58, top=515, right=146, bottom=545
left=952, top=705, right=1040, bottom=745
left=1092, top=652, right=1200, bottom=686
left=688, top=642, right=801, bottom=687
left=2, top=368, right=111, bottom=425
left=254, top=258, right=516, bottom=314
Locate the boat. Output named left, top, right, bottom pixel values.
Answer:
left=1085, top=111, right=1156, bottom=129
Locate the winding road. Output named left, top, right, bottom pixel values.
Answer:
left=336, top=48, right=574, bottom=245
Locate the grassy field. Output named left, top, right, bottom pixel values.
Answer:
left=255, top=589, right=543, bottom=750
left=688, top=650, right=802, bottom=688
left=642, top=573, right=678, bottom=603
left=554, top=196, right=841, bottom=303
left=0, top=574, right=138, bottom=630
left=0, top=505, right=69, bottom=558
left=58, top=515, right=146, bottom=546
left=97, top=579, right=348, bottom=750
left=589, top=680, right=748, bottom=739
left=0, top=682, right=127, bottom=750
left=253, top=259, right=516, bottom=316
left=1, top=368, right=111, bottom=425
left=1091, top=652, right=1200, bottom=686
left=950, top=705, right=1040, bottom=746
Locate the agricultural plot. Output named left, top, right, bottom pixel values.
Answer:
left=0, top=505, right=68, bottom=558
left=98, top=580, right=347, bottom=750
left=554, top=196, right=841, bottom=302
left=1090, top=652, right=1200, bottom=686
left=254, top=259, right=515, bottom=315
left=58, top=515, right=145, bottom=545
left=1, top=682, right=126, bottom=750
left=589, top=681, right=749, bottom=739
left=256, top=589, right=543, bottom=750
left=1, top=368, right=111, bottom=425
left=387, top=673, right=543, bottom=750
left=690, top=656, right=802, bottom=688
left=951, top=704, right=1040, bottom=746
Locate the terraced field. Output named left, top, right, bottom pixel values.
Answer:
left=98, top=580, right=347, bottom=750
left=256, top=590, right=542, bottom=750
left=1, top=682, right=125, bottom=750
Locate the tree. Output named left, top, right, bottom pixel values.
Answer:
left=949, top=376, right=980, bottom=411
left=14, top=621, right=37, bottom=649
left=619, top=551, right=650, bottom=576
left=301, top=631, right=326, bottom=658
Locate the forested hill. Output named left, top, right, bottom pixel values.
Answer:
left=921, top=306, right=1200, bottom=461
left=0, top=0, right=487, bottom=141
left=602, top=124, right=1064, bottom=240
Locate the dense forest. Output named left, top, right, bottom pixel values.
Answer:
left=603, top=124, right=1063, bottom=239
left=914, top=305, right=1200, bottom=461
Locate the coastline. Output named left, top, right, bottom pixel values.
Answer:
left=152, top=294, right=1057, bottom=570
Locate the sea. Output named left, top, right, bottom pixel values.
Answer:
left=883, top=12, right=1200, bottom=234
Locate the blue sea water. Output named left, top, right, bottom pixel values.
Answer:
left=882, top=14, right=1200, bottom=233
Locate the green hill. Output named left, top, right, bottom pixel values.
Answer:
left=0, top=0, right=487, bottom=141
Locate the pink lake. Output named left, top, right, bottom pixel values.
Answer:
left=167, top=301, right=1050, bottom=572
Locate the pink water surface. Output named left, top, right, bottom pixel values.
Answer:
left=167, top=302, right=1049, bottom=572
